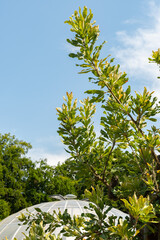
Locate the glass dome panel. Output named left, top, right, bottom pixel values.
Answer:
left=0, top=200, right=129, bottom=240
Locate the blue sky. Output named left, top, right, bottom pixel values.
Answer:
left=0, top=0, right=160, bottom=165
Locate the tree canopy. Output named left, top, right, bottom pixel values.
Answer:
left=0, top=134, right=78, bottom=221
left=56, top=6, right=160, bottom=239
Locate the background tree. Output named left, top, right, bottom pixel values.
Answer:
left=0, top=133, right=32, bottom=217
left=53, top=158, right=95, bottom=198
left=0, top=134, right=78, bottom=220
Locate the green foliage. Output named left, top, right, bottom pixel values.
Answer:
left=149, top=48, right=160, bottom=78
left=50, top=175, right=77, bottom=196
left=63, top=5, right=160, bottom=193
left=57, top=6, right=160, bottom=239
left=122, top=194, right=157, bottom=224
left=0, top=199, right=10, bottom=220
left=57, top=92, right=96, bottom=156
left=108, top=218, right=138, bottom=240
left=5, top=221, right=62, bottom=240
left=22, top=221, right=62, bottom=240
left=56, top=8, right=160, bottom=212
left=0, top=133, right=32, bottom=215
left=149, top=49, right=160, bottom=64
left=0, top=134, right=78, bottom=220
left=53, top=159, right=96, bottom=198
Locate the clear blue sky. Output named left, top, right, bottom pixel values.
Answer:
left=0, top=0, right=160, bottom=165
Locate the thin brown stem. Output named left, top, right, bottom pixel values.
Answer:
left=89, top=164, right=109, bottom=187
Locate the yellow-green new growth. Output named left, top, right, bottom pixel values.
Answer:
left=122, top=193, right=157, bottom=224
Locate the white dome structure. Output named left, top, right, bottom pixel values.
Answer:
left=0, top=199, right=129, bottom=240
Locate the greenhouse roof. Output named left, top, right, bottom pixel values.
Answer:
left=0, top=200, right=129, bottom=240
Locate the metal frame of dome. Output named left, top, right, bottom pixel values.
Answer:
left=0, top=199, right=129, bottom=240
